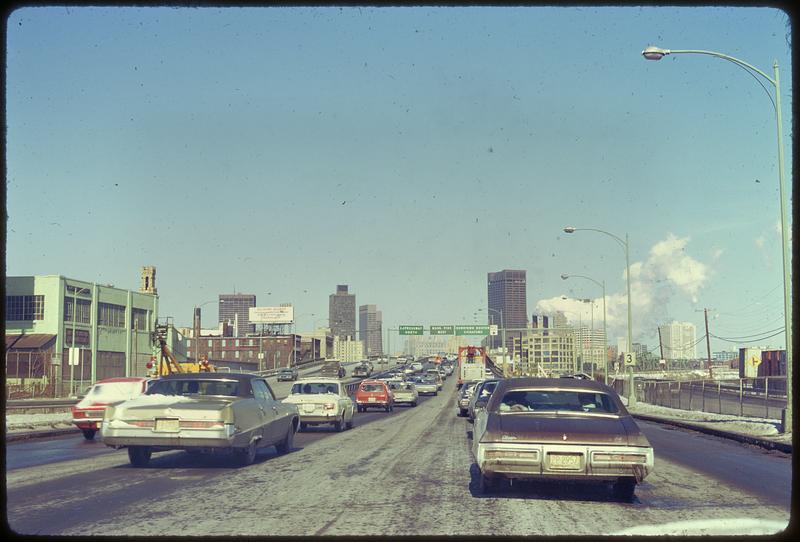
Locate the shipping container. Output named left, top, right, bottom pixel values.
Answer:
left=738, top=347, right=762, bottom=379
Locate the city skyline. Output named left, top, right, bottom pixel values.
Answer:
left=7, top=6, right=791, bottom=354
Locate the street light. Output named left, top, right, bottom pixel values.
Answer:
left=564, top=226, right=635, bottom=404
left=642, top=45, right=791, bottom=431
left=562, top=273, right=608, bottom=385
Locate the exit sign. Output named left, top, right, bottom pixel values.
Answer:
left=455, top=325, right=490, bottom=336
left=399, top=325, right=424, bottom=336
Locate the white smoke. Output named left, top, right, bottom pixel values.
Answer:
left=536, top=234, right=710, bottom=344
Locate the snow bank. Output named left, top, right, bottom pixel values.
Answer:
left=627, top=401, right=783, bottom=436
left=613, top=517, right=787, bottom=536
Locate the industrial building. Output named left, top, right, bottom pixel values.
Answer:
left=5, top=272, right=159, bottom=397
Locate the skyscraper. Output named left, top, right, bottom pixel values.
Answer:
left=659, top=321, right=697, bottom=360
left=488, top=269, right=527, bottom=351
left=218, top=293, right=256, bottom=337
left=329, top=285, right=356, bottom=340
left=359, top=304, right=383, bottom=357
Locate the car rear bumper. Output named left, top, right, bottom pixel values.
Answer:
left=102, top=425, right=243, bottom=449
left=299, top=414, right=343, bottom=424
left=73, top=419, right=103, bottom=430
left=476, top=442, right=653, bottom=482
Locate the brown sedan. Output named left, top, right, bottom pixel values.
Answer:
left=471, top=378, right=653, bottom=500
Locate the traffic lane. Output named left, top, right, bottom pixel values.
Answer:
left=637, top=419, right=791, bottom=508
left=3, top=377, right=448, bottom=470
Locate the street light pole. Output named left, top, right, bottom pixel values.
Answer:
left=564, top=227, right=635, bottom=403
left=642, top=45, right=791, bottom=430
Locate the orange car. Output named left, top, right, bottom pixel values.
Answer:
left=71, top=377, right=153, bottom=440
left=354, top=380, right=394, bottom=412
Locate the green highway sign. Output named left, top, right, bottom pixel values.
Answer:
left=429, top=325, right=454, bottom=335
left=399, top=325, right=424, bottom=336
left=455, top=325, right=490, bottom=336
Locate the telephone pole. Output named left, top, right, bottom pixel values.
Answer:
left=704, top=308, right=712, bottom=378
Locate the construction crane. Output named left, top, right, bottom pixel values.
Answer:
left=146, top=323, right=216, bottom=377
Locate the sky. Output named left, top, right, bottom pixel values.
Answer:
left=5, top=5, right=793, bottom=355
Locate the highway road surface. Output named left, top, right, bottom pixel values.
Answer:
left=5, top=374, right=790, bottom=536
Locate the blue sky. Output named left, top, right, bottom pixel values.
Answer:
left=6, top=5, right=792, bottom=354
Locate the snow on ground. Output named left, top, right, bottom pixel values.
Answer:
left=613, top=517, right=788, bottom=536
left=6, top=412, right=73, bottom=431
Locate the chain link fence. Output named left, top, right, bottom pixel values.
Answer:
left=634, top=377, right=787, bottom=419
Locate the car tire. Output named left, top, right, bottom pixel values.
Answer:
left=334, top=419, right=344, bottom=432
left=478, top=472, right=495, bottom=494
left=81, top=429, right=96, bottom=440
left=411, top=401, right=417, bottom=407
left=434, top=391, right=438, bottom=396
left=127, top=446, right=152, bottom=467
left=235, top=440, right=258, bottom=466
left=389, top=403, right=394, bottom=412
left=275, top=425, right=294, bottom=454
left=346, top=415, right=354, bottom=430
left=458, top=409, right=467, bottom=417
left=613, top=477, right=636, bottom=501
left=384, top=403, right=391, bottom=412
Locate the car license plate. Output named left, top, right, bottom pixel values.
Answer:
left=154, top=418, right=180, bottom=432
left=368, top=397, right=376, bottom=402
left=303, top=404, right=316, bottom=413
left=548, top=453, right=582, bottom=470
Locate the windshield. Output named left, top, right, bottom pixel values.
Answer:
left=497, top=390, right=619, bottom=414
left=291, top=382, right=339, bottom=395
left=146, top=379, right=239, bottom=397
left=360, top=384, right=384, bottom=392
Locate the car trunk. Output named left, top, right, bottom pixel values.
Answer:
left=114, top=397, right=234, bottom=421
left=486, top=414, right=633, bottom=445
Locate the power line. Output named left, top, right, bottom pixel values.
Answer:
left=710, top=329, right=784, bottom=344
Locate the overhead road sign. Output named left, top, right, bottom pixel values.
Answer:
left=399, top=325, right=424, bottom=336
left=429, top=325, right=454, bottom=335
left=455, top=325, right=490, bottom=336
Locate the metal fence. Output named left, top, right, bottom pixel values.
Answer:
left=633, top=377, right=787, bottom=420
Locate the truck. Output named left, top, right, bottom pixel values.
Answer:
left=456, top=346, right=486, bottom=389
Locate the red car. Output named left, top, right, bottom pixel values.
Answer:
left=355, top=380, right=394, bottom=412
left=71, top=377, right=153, bottom=440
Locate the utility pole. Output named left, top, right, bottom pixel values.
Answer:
left=658, top=326, right=665, bottom=370
left=704, top=308, right=712, bottom=378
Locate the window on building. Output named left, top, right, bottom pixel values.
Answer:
left=222, top=339, right=227, bottom=347
left=235, top=351, right=240, bottom=359
left=221, top=351, right=226, bottom=359
left=97, top=302, right=125, bottom=328
left=6, top=295, right=45, bottom=321
left=64, top=297, right=92, bottom=324
left=235, top=339, right=240, bottom=347
left=208, top=340, right=212, bottom=347
left=131, top=308, right=148, bottom=331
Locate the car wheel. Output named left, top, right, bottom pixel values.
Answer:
left=478, top=472, right=495, bottom=494
left=81, top=429, right=96, bottom=440
left=458, top=409, right=467, bottom=417
left=235, top=440, right=258, bottom=466
left=384, top=403, right=391, bottom=412
left=434, top=391, right=438, bottom=396
left=334, top=419, right=344, bottom=432
left=275, top=425, right=294, bottom=454
left=127, top=446, right=151, bottom=467
left=389, top=403, right=394, bottom=412
left=412, top=401, right=417, bottom=407
left=613, top=477, right=636, bottom=501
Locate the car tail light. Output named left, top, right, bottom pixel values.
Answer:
left=324, top=403, right=336, bottom=410
left=180, top=420, right=224, bottom=429
left=486, top=450, right=539, bottom=460
left=126, top=420, right=155, bottom=428
left=592, top=452, right=648, bottom=464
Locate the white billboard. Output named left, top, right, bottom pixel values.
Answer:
left=249, top=306, right=294, bottom=324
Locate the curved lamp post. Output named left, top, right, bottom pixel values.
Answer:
left=642, top=45, right=791, bottom=431
left=564, top=226, right=634, bottom=404
left=562, top=273, right=608, bottom=385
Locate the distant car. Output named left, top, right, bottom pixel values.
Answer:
left=101, top=373, right=299, bottom=467
left=320, top=361, right=347, bottom=379
left=472, top=378, right=654, bottom=499
left=283, top=378, right=355, bottom=432
left=352, top=364, right=372, bottom=377
left=355, top=380, right=394, bottom=412
left=425, top=370, right=444, bottom=390
left=277, top=367, right=299, bottom=381
left=72, top=377, right=154, bottom=440
left=457, top=380, right=481, bottom=417
left=388, top=381, right=418, bottom=407
left=468, top=379, right=501, bottom=422
left=415, top=376, right=438, bottom=396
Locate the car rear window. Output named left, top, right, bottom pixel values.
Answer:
left=292, top=382, right=339, bottom=395
left=497, top=390, right=619, bottom=414
left=360, top=383, right=384, bottom=392
left=146, top=379, right=239, bottom=397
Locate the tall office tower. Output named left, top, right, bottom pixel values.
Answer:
left=658, top=321, right=697, bottom=360
left=487, top=270, right=527, bottom=350
left=218, top=293, right=256, bottom=337
left=329, top=285, right=356, bottom=340
left=359, top=304, right=383, bottom=357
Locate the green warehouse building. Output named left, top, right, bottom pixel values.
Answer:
left=5, top=268, right=164, bottom=397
